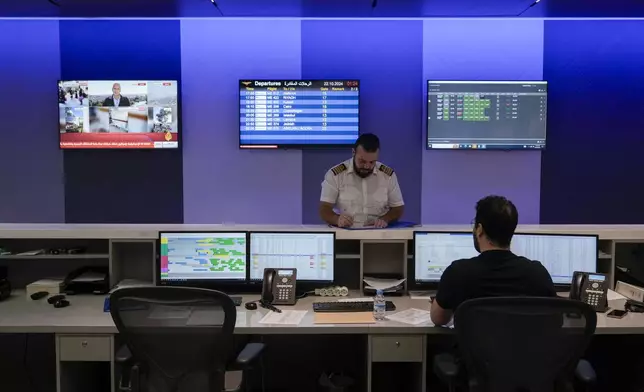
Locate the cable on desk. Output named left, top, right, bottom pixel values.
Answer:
left=297, top=290, right=314, bottom=300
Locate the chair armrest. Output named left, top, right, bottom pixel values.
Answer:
left=575, top=359, right=597, bottom=385
left=433, top=352, right=461, bottom=380
left=234, top=342, right=265, bottom=368
left=115, top=345, right=140, bottom=392
left=116, top=345, right=133, bottom=363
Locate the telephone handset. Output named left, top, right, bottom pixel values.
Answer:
left=261, top=268, right=297, bottom=306
left=570, top=271, right=608, bottom=312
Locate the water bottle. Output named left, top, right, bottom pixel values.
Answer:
left=373, top=289, right=386, bottom=321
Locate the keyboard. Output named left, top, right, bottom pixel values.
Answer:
left=312, top=300, right=396, bottom=313
left=230, top=296, right=242, bottom=306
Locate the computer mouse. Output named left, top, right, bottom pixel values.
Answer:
left=54, top=299, right=70, bottom=308
left=30, top=291, right=49, bottom=300
left=245, top=302, right=257, bottom=310
left=47, top=294, right=66, bottom=304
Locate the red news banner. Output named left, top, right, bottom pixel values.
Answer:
left=60, top=133, right=178, bottom=149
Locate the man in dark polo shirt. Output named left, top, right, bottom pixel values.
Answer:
left=430, top=195, right=556, bottom=326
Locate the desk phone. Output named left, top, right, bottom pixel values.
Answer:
left=571, top=271, right=608, bottom=312
left=262, top=268, right=297, bottom=305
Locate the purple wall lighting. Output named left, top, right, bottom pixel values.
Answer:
left=421, top=19, right=544, bottom=224
left=180, top=20, right=303, bottom=224
left=0, top=20, right=65, bottom=223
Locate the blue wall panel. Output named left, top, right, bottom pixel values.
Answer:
left=300, top=20, right=423, bottom=224
left=59, top=20, right=183, bottom=223
left=421, top=19, right=544, bottom=224
left=181, top=19, right=303, bottom=224
left=541, top=20, right=644, bottom=223
left=0, top=20, right=64, bottom=223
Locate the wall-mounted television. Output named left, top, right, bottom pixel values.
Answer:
left=426, top=81, right=547, bottom=150
left=59, top=80, right=179, bottom=149
left=239, top=79, right=359, bottom=149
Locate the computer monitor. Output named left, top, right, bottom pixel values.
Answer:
left=426, top=80, right=547, bottom=150
left=249, top=231, right=335, bottom=283
left=59, top=80, right=180, bottom=149
left=511, top=233, right=598, bottom=285
left=159, top=232, right=248, bottom=285
left=414, top=232, right=478, bottom=283
left=239, top=79, right=359, bottom=149
left=413, top=231, right=598, bottom=287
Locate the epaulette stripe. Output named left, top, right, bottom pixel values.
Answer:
left=379, top=165, right=394, bottom=176
left=331, top=163, right=347, bottom=175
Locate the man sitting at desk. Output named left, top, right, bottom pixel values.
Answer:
left=430, top=195, right=556, bottom=326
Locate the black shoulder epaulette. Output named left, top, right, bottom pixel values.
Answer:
left=331, top=163, right=347, bottom=175
left=378, top=164, right=394, bottom=176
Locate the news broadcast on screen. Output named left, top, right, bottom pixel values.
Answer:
left=58, top=80, right=179, bottom=149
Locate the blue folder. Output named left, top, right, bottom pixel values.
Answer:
left=334, top=221, right=418, bottom=230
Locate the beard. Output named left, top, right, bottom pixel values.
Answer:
left=353, top=159, right=372, bottom=178
left=473, top=232, right=481, bottom=253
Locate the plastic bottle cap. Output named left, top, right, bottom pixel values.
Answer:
left=376, top=289, right=384, bottom=295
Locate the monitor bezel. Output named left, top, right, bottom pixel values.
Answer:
left=58, top=79, right=182, bottom=151
left=247, top=230, right=337, bottom=286
left=157, top=231, right=249, bottom=289
left=410, top=230, right=600, bottom=290
left=238, top=79, right=360, bottom=150
left=425, top=80, right=548, bottom=151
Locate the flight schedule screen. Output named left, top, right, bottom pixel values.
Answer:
left=414, top=232, right=478, bottom=282
left=427, top=81, right=547, bottom=150
left=249, top=232, right=334, bottom=282
left=511, top=234, right=597, bottom=284
left=239, top=80, right=359, bottom=148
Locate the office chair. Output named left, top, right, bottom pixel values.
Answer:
left=110, top=287, right=265, bottom=392
left=433, top=297, right=597, bottom=392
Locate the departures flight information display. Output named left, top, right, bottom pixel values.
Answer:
left=427, top=81, right=547, bottom=150
left=239, top=80, right=359, bottom=148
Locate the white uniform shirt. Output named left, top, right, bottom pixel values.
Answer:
left=320, top=159, right=404, bottom=223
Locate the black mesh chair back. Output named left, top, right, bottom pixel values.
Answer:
left=110, top=287, right=236, bottom=392
left=454, top=297, right=597, bottom=392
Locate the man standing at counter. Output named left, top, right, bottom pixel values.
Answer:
left=319, top=133, right=404, bottom=228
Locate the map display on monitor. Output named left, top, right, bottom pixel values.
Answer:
left=160, top=232, right=247, bottom=282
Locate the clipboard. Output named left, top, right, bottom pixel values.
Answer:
left=314, top=312, right=376, bottom=324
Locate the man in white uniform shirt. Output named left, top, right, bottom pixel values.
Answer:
left=319, top=134, right=404, bottom=228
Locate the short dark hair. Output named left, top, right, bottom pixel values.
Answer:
left=354, top=133, right=380, bottom=152
left=474, top=195, right=518, bottom=248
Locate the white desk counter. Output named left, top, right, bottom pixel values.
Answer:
left=0, top=223, right=643, bottom=241
left=0, top=292, right=642, bottom=335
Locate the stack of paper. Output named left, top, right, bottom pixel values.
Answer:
left=363, top=277, right=405, bottom=293
left=387, top=308, right=432, bottom=326
left=259, top=310, right=307, bottom=325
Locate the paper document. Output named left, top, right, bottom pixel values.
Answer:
left=607, top=289, right=627, bottom=301
left=387, top=308, right=432, bottom=326
left=17, top=249, right=45, bottom=256
left=259, top=310, right=307, bottom=325
left=363, top=277, right=406, bottom=291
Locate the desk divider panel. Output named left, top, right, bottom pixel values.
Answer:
left=108, top=240, right=156, bottom=287
left=360, top=240, right=408, bottom=293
